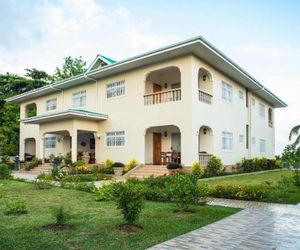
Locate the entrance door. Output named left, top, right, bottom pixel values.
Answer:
left=153, top=133, right=162, bottom=165
left=153, top=83, right=162, bottom=104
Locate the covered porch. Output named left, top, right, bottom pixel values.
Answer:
left=145, top=125, right=181, bottom=165
left=198, top=125, right=213, bottom=166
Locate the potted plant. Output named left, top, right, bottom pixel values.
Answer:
left=82, top=152, right=90, bottom=164
left=166, top=162, right=183, bottom=174
left=113, top=162, right=125, bottom=176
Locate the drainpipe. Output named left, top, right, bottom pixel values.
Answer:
left=83, top=73, right=98, bottom=112
left=50, top=84, right=64, bottom=111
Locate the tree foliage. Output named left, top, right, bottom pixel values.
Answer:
left=53, top=56, right=87, bottom=80
left=289, top=125, right=300, bottom=147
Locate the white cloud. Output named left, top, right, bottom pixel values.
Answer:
left=0, top=0, right=176, bottom=75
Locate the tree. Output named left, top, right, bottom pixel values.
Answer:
left=289, top=125, right=300, bottom=147
left=53, top=56, right=87, bottom=80
left=25, top=68, right=52, bottom=82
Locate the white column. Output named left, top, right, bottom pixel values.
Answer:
left=39, top=137, right=44, bottom=163
left=71, top=132, right=77, bottom=162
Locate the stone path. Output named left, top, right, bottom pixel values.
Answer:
left=149, top=198, right=300, bottom=250
left=12, top=171, right=38, bottom=181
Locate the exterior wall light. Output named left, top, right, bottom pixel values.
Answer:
left=164, top=131, right=168, bottom=137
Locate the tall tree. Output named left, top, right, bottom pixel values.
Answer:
left=289, top=125, right=300, bottom=147
left=53, top=56, right=87, bottom=80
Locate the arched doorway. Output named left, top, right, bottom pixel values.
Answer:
left=24, top=138, right=36, bottom=161
left=198, top=68, right=213, bottom=104
left=198, top=126, right=213, bottom=166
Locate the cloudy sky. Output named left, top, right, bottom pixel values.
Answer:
left=1, top=0, right=299, bottom=154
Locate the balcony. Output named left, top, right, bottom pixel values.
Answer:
left=144, top=88, right=181, bottom=105
left=199, top=153, right=213, bottom=166
left=199, top=89, right=213, bottom=104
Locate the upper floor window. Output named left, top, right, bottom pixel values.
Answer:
left=46, top=98, right=57, bottom=111
left=259, top=102, right=265, bottom=118
left=25, top=103, right=37, bottom=118
left=222, top=131, right=233, bottom=150
left=107, top=80, right=125, bottom=98
left=252, top=98, right=256, bottom=106
left=222, top=82, right=233, bottom=102
left=106, top=131, right=125, bottom=147
left=45, top=137, right=56, bottom=149
left=239, top=90, right=244, bottom=100
left=73, top=90, right=86, bottom=108
left=259, top=139, right=266, bottom=153
left=268, top=108, right=273, bottom=127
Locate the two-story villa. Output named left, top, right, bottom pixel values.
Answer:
left=7, top=36, right=287, bottom=167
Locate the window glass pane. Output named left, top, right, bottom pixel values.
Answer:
left=107, top=80, right=125, bottom=98
left=222, top=132, right=233, bottom=150
left=46, top=98, right=57, bottom=111
left=106, top=131, right=125, bottom=147
left=259, top=139, right=266, bottom=153
left=45, top=137, right=56, bottom=149
left=259, top=103, right=265, bottom=117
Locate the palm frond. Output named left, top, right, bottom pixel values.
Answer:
left=289, top=125, right=300, bottom=141
left=292, top=135, right=300, bottom=147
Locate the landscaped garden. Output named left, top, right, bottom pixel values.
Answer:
left=0, top=180, right=239, bottom=250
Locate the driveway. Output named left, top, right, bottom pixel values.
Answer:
left=149, top=199, right=300, bottom=250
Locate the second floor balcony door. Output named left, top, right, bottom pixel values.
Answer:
left=153, top=83, right=162, bottom=103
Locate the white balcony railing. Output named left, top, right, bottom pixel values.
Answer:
left=199, top=153, right=213, bottom=166
left=199, top=89, right=213, bottom=105
left=144, top=88, right=181, bottom=105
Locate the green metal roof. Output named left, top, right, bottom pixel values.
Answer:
left=7, top=36, right=287, bottom=108
left=21, top=109, right=108, bottom=124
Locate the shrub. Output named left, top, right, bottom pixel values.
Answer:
left=166, top=162, right=182, bottom=170
left=0, top=164, right=12, bottom=179
left=74, top=160, right=87, bottom=174
left=166, top=173, right=200, bottom=211
left=62, top=174, right=111, bottom=182
left=4, top=198, right=28, bottom=215
left=207, top=156, right=224, bottom=175
left=293, top=170, right=300, bottom=186
left=123, top=159, right=138, bottom=174
left=112, top=162, right=125, bottom=168
left=114, top=182, right=145, bottom=225
left=61, top=181, right=96, bottom=193
left=34, top=179, right=52, bottom=189
left=209, top=184, right=267, bottom=201
left=53, top=206, right=70, bottom=224
left=281, top=144, right=300, bottom=167
left=37, top=172, right=54, bottom=181
left=95, top=183, right=117, bottom=201
left=192, top=162, right=204, bottom=178
left=105, top=159, right=113, bottom=168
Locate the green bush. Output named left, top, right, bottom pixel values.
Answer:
left=207, top=156, right=224, bottom=175
left=166, top=173, right=200, bottom=211
left=34, top=179, right=52, bottom=189
left=62, top=174, right=111, bottom=182
left=95, top=183, right=117, bottom=201
left=209, top=184, right=267, bottom=201
left=192, top=162, right=204, bottom=178
left=61, top=181, right=96, bottom=193
left=53, top=206, right=70, bottom=224
left=281, top=144, right=300, bottom=167
left=24, top=158, right=42, bottom=171
left=0, top=164, right=12, bottom=179
left=4, top=198, right=28, bottom=215
left=114, top=182, right=145, bottom=225
left=293, top=170, right=300, bottom=186
left=123, top=159, right=138, bottom=174
left=166, top=162, right=182, bottom=170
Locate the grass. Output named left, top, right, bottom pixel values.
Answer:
left=202, top=170, right=300, bottom=204
left=0, top=180, right=239, bottom=250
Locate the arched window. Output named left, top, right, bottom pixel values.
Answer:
left=25, top=103, right=37, bottom=118
left=268, top=108, right=273, bottom=127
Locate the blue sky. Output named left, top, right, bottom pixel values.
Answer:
left=0, top=0, right=299, bottom=154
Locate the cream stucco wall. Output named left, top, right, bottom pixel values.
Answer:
left=19, top=54, right=275, bottom=165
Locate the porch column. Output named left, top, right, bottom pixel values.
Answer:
left=71, top=131, right=77, bottom=162
left=39, top=137, right=44, bottom=162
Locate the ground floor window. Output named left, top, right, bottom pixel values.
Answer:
left=222, top=132, right=233, bottom=150
left=45, top=137, right=56, bottom=149
left=106, top=131, right=125, bottom=147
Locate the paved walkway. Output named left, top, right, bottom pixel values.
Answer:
left=149, top=199, right=300, bottom=250
left=12, top=171, right=38, bottom=181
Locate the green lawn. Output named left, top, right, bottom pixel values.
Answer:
left=0, top=180, right=239, bottom=250
left=202, top=170, right=300, bottom=204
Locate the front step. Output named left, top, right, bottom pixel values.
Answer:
left=19, top=163, right=52, bottom=174
left=127, top=165, right=169, bottom=179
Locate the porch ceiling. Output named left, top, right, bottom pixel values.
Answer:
left=21, top=109, right=108, bottom=124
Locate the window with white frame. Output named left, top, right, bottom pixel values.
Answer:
left=252, top=98, right=256, bottom=106
left=259, top=102, right=265, bottom=118
left=106, top=80, right=125, bottom=98
left=106, top=131, right=125, bottom=147
left=45, top=137, right=56, bottom=149
left=73, top=90, right=86, bottom=108
left=239, top=90, right=244, bottom=100
left=252, top=137, right=256, bottom=144
left=46, top=98, right=57, bottom=111
left=222, top=132, right=233, bottom=150
left=259, top=139, right=266, bottom=153
left=222, top=82, right=233, bottom=102
left=239, top=134, right=244, bottom=144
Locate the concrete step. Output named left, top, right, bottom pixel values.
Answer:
left=127, top=164, right=169, bottom=179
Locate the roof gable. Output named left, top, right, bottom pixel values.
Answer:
left=87, top=54, right=116, bottom=72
